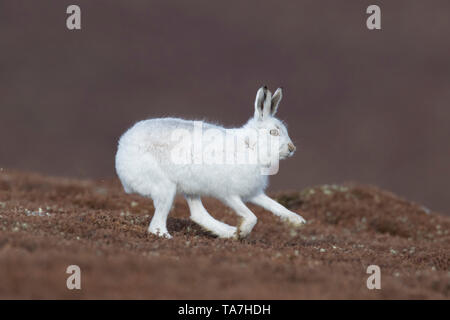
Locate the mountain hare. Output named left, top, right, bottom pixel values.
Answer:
left=115, top=86, right=306, bottom=239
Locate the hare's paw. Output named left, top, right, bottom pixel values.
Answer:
left=148, top=226, right=172, bottom=239
left=216, top=225, right=238, bottom=239
left=236, top=216, right=257, bottom=239
left=283, top=213, right=306, bottom=227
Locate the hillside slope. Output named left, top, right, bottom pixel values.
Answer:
left=0, top=169, right=448, bottom=299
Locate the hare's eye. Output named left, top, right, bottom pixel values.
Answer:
left=270, top=129, right=279, bottom=136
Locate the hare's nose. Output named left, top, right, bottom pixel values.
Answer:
left=288, top=143, right=296, bottom=152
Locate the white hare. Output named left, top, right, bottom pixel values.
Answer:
left=115, top=86, right=306, bottom=239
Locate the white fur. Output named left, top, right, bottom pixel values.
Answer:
left=115, top=86, right=306, bottom=239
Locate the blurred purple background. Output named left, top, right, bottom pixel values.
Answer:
left=1, top=1, right=449, bottom=214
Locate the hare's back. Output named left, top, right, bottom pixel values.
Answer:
left=126, top=118, right=221, bottom=143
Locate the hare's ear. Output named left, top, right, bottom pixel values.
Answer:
left=270, top=87, right=282, bottom=116
left=254, top=86, right=271, bottom=120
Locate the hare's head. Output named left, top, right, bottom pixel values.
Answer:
left=246, top=86, right=296, bottom=160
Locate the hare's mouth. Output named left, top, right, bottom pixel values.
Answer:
left=279, top=152, right=290, bottom=160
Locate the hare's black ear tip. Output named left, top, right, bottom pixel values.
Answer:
left=263, top=85, right=268, bottom=90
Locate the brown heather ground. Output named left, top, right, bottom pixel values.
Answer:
left=0, top=169, right=448, bottom=299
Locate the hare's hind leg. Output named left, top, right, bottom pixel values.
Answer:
left=186, top=196, right=237, bottom=238
left=249, top=193, right=306, bottom=226
left=148, top=183, right=176, bottom=239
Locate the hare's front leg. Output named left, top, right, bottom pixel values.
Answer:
left=185, top=196, right=236, bottom=238
left=222, top=196, right=257, bottom=238
left=249, top=193, right=306, bottom=226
